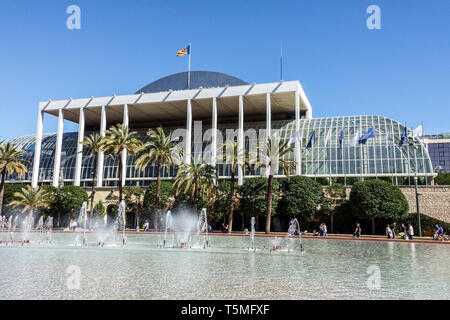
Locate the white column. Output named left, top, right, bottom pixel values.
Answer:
left=238, top=95, right=244, bottom=186
left=32, top=109, right=44, bottom=188
left=52, top=108, right=64, bottom=187
left=97, top=105, right=106, bottom=188
left=74, top=108, right=85, bottom=186
left=121, top=104, right=129, bottom=187
left=211, top=98, right=217, bottom=167
left=295, top=92, right=301, bottom=175
left=266, top=93, right=271, bottom=138
left=185, top=99, right=192, bottom=164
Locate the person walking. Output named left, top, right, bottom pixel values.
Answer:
left=353, top=223, right=361, bottom=238
left=392, top=223, right=397, bottom=239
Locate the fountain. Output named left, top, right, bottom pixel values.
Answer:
left=195, top=208, right=209, bottom=249
left=36, top=216, right=44, bottom=244
left=45, top=217, right=53, bottom=243
left=163, top=210, right=174, bottom=247
left=22, top=214, right=34, bottom=245
left=161, top=208, right=209, bottom=249
left=114, top=200, right=127, bottom=246
left=75, top=202, right=88, bottom=246
left=249, top=217, right=256, bottom=251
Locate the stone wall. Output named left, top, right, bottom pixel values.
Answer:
left=399, top=186, right=450, bottom=223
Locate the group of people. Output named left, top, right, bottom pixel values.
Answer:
left=220, top=223, right=229, bottom=233
left=385, top=223, right=415, bottom=240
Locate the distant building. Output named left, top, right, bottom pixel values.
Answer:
left=421, top=134, right=450, bottom=173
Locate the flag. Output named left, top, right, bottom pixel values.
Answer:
left=385, top=128, right=391, bottom=143
left=177, top=44, right=190, bottom=57
left=359, top=127, right=376, bottom=145
left=339, top=130, right=345, bottom=150
left=324, top=128, right=332, bottom=147
left=306, top=131, right=315, bottom=149
left=349, top=129, right=360, bottom=147
left=287, top=130, right=302, bottom=148
left=399, top=127, right=407, bottom=147
left=408, top=125, right=423, bottom=139
left=177, top=48, right=187, bottom=56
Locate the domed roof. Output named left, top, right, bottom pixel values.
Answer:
left=135, top=71, right=248, bottom=94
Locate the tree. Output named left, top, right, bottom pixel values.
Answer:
left=0, top=142, right=29, bottom=216
left=81, top=133, right=105, bottom=217
left=123, top=186, right=145, bottom=229
left=144, top=181, right=173, bottom=212
left=9, top=185, right=49, bottom=218
left=221, top=140, right=251, bottom=233
left=323, top=183, right=347, bottom=233
left=173, top=160, right=217, bottom=212
left=240, top=177, right=280, bottom=230
left=256, top=135, right=296, bottom=234
left=103, top=124, right=143, bottom=202
left=277, top=176, right=325, bottom=222
left=94, top=200, right=106, bottom=217
left=350, top=180, right=409, bottom=235
left=435, top=172, right=450, bottom=185
left=135, top=126, right=179, bottom=229
left=44, top=185, right=88, bottom=227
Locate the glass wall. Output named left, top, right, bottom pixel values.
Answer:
left=6, top=115, right=434, bottom=186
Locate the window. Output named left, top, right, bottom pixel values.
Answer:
left=439, top=152, right=445, bottom=157
left=439, top=160, right=445, bottom=166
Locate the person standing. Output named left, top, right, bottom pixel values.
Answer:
left=392, top=223, right=397, bottom=239
left=407, top=224, right=414, bottom=240
left=386, top=224, right=393, bottom=239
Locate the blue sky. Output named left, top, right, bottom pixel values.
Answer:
left=0, top=0, right=449, bottom=140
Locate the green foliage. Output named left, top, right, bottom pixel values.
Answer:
left=45, top=185, right=88, bottom=217
left=144, top=181, right=173, bottom=211
left=2, top=184, right=27, bottom=212
left=277, top=176, right=325, bottom=219
left=240, top=177, right=279, bottom=217
left=403, top=213, right=450, bottom=237
left=315, top=177, right=330, bottom=186
left=435, top=172, right=450, bottom=185
left=94, top=200, right=106, bottom=217
left=350, top=180, right=409, bottom=221
left=335, top=177, right=359, bottom=185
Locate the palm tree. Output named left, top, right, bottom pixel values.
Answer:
left=81, top=133, right=105, bottom=217
left=135, top=126, right=178, bottom=230
left=173, top=159, right=217, bottom=212
left=102, top=124, right=143, bottom=202
left=9, top=185, right=49, bottom=219
left=256, top=135, right=296, bottom=234
left=0, top=142, right=29, bottom=215
left=221, top=140, right=251, bottom=234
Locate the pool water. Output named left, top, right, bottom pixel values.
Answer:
left=0, top=233, right=449, bottom=300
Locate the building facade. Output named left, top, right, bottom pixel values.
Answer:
left=6, top=71, right=435, bottom=187
left=421, top=135, right=450, bottom=173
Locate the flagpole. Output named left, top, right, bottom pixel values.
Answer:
left=188, top=42, right=191, bottom=89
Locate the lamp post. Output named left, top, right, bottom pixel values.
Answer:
left=414, top=175, right=422, bottom=237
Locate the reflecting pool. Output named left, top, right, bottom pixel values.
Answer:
left=0, top=233, right=449, bottom=300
